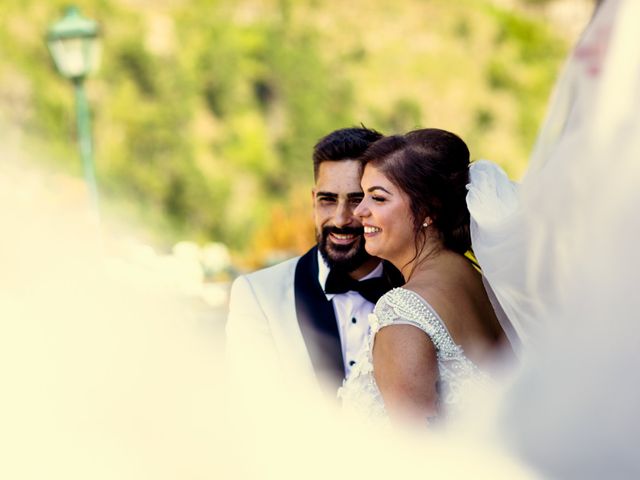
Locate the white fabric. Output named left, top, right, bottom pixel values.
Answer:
left=339, top=288, right=492, bottom=424
left=467, top=0, right=640, bottom=476
left=466, top=160, right=532, bottom=353
left=226, top=256, right=320, bottom=397
left=317, top=252, right=384, bottom=378
left=467, top=0, right=640, bottom=356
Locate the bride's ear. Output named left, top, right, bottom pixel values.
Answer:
left=422, top=217, right=432, bottom=228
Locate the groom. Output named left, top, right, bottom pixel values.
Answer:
left=226, top=127, right=403, bottom=397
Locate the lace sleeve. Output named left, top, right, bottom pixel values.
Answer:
left=372, top=288, right=464, bottom=359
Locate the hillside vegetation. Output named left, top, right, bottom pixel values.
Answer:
left=0, top=0, right=590, bottom=263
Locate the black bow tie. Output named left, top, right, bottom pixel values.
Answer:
left=324, top=270, right=392, bottom=304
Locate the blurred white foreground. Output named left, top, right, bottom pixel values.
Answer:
left=0, top=147, right=530, bottom=478
left=497, top=0, right=640, bottom=477
left=0, top=155, right=228, bottom=479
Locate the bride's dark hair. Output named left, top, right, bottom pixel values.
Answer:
left=359, top=128, right=471, bottom=256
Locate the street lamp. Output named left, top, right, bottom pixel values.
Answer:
left=47, top=6, right=101, bottom=221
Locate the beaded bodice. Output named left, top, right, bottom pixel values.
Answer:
left=338, top=287, right=491, bottom=423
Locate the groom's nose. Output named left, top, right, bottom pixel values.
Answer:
left=333, top=200, right=353, bottom=228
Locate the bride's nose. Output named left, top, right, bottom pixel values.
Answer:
left=354, top=198, right=369, bottom=218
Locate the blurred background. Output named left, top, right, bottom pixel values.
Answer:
left=0, top=0, right=594, bottom=271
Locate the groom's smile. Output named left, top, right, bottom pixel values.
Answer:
left=329, top=228, right=361, bottom=245
left=322, top=226, right=364, bottom=258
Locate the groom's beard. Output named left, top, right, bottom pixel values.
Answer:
left=317, top=226, right=371, bottom=273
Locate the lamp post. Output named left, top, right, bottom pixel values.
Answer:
left=47, top=6, right=101, bottom=222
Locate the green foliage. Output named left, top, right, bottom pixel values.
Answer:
left=0, top=0, right=582, bottom=253
left=387, top=98, right=423, bottom=134
left=484, top=5, right=567, bottom=154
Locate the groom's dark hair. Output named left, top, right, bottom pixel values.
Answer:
left=312, top=126, right=383, bottom=180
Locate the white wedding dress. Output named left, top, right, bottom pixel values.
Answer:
left=338, top=144, right=518, bottom=426
left=338, top=287, right=493, bottom=424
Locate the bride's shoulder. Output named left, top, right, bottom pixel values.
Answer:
left=373, top=287, right=464, bottom=357
left=375, top=287, right=427, bottom=312
left=375, top=286, right=444, bottom=326
left=402, top=278, right=451, bottom=314
left=388, top=279, right=466, bottom=330
left=414, top=262, right=484, bottom=323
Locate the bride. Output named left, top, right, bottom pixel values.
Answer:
left=339, top=128, right=515, bottom=424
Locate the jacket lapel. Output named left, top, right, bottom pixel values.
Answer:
left=294, top=246, right=345, bottom=390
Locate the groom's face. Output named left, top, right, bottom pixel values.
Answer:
left=312, top=160, right=372, bottom=273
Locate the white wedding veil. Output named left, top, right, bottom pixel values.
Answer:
left=467, top=0, right=640, bottom=353
left=468, top=0, right=640, bottom=476
left=466, top=159, right=528, bottom=353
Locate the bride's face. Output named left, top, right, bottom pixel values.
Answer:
left=354, top=164, right=415, bottom=266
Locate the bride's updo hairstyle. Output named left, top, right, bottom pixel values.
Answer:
left=359, top=128, right=471, bottom=256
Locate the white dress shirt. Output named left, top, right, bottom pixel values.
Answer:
left=317, top=252, right=384, bottom=379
